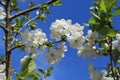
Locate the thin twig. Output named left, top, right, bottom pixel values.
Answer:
left=9, top=45, right=24, bottom=52
left=0, top=1, right=6, bottom=7
left=10, top=0, right=57, bottom=19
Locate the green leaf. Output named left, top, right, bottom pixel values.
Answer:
left=38, top=69, right=45, bottom=74
left=117, top=59, right=120, bottom=64
left=28, top=22, right=37, bottom=30
left=39, top=4, right=50, bottom=13
left=88, top=17, right=96, bottom=24
left=98, top=26, right=116, bottom=37
left=0, top=22, right=6, bottom=25
left=112, top=8, right=120, bottom=16
left=20, top=72, right=40, bottom=79
left=100, top=0, right=107, bottom=12
left=52, top=0, right=62, bottom=6
left=45, top=67, right=53, bottom=77
left=20, top=58, right=36, bottom=76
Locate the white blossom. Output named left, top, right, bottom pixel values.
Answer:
left=0, top=64, right=6, bottom=80
left=88, top=62, right=101, bottom=80
left=50, top=19, right=72, bottom=40
left=86, top=30, right=98, bottom=44
left=77, top=43, right=97, bottom=58
left=112, top=33, right=120, bottom=51
left=0, top=7, right=6, bottom=19
left=45, top=42, right=66, bottom=64
left=89, top=63, right=114, bottom=80
left=67, top=23, right=85, bottom=49
left=21, top=28, right=47, bottom=56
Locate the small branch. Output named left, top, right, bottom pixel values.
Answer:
left=53, top=39, right=66, bottom=44
left=0, top=1, right=6, bottom=7
left=109, top=38, right=116, bottom=80
left=9, top=45, right=24, bottom=52
left=10, top=0, right=57, bottom=19
left=0, top=25, right=7, bottom=32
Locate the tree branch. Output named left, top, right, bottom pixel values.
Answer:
left=9, top=45, right=24, bottom=52
left=10, top=0, right=57, bottom=19
left=0, top=1, right=6, bottom=7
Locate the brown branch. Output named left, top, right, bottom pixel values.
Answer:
left=0, top=25, right=7, bottom=32
left=0, top=1, right=6, bottom=7
left=9, top=45, right=24, bottom=52
left=5, top=0, right=12, bottom=79
left=10, top=0, right=57, bottom=19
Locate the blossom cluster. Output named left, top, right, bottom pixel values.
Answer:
left=45, top=42, right=67, bottom=64
left=21, top=28, right=47, bottom=58
left=50, top=19, right=98, bottom=59
left=88, top=62, right=114, bottom=80
left=0, top=7, right=6, bottom=19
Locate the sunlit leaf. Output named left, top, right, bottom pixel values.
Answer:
left=52, top=0, right=62, bottom=6
left=112, top=8, right=120, bottom=16
left=20, top=58, right=36, bottom=76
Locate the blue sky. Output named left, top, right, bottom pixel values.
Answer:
left=0, top=0, right=120, bottom=80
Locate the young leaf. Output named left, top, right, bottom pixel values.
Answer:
left=20, top=72, right=40, bottom=79
left=88, top=17, right=96, bottom=24
left=100, top=0, right=107, bottom=12
left=45, top=67, right=53, bottom=77
left=112, top=8, right=120, bottom=16
left=52, top=0, right=62, bottom=6
left=20, top=58, right=36, bottom=76
left=38, top=68, right=45, bottom=74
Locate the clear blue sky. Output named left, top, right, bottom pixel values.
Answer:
left=0, top=0, right=120, bottom=80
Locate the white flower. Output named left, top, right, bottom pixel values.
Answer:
left=77, top=43, right=97, bottom=58
left=0, top=73, right=6, bottom=80
left=29, top=29, right=47, bottom=46
left=88, top=62, right=101, bottom=80
left=67, top=31, right=85, bottom=49
left=0, top=64, right=6, bottom=80
left=20, top=30, right=29, bottom=43
left=0, top=7, right=6, bottom=19
left=45, top=43, right=66, bottom=64
left=102, top=77, right=114, bottom=80
left=86, top=30, right=98, bottom=44
left=112, top=33, right=120, bottom=51
left=0, top=64, right=5, bottom=72
left=45, top=47, right=57, bottom=64
left=21, top=28, right=47, bottom=55
left=101, top=70, right=108, bottom=77
left=50, top=19, right=72, bottom=40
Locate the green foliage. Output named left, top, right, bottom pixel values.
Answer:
left=88, top=0, right=118, bottom=38
left=28, top=22, right=37, bottom=30
left=10, top=0, right=21, bottom=12
left=112, top=8, right=120, bottom=16
left=20, top=58, right=38, bottom=79
left=45, top=67, right=53, bottom=77
left=38, top=69, right=45, bottom=74
left=38, top=67, right=54, bottom=79
left=52, top=0, right=62, bottom=6
left=39, top=4, right=50, bottom=13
